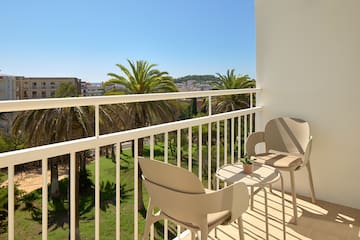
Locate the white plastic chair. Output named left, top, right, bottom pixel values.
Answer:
left=139, top=157, right=249, bottom=240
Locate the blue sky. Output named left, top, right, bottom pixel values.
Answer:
left=0, top=0, right=255, bottom=83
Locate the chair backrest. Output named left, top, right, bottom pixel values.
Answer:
left=265, top=117, right=310, bottom=155
left=139, top=157, right=205, bottom=194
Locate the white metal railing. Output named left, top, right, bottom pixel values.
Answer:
left=0, top=89, right=262, bottom=240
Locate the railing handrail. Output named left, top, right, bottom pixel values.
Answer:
left=0, top=106, right=262, bottom=168
left=0, top=88, right=261, bottom=112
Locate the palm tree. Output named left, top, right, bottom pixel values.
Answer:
left=13, top=105, right=124, bottom=240
left=13, top=106, right=95, bottom=195
left=104, top=59, right=179, bottom=213
left=212, top=69, right=256, bottom=158
left=212, top=69, right=256, bottom=113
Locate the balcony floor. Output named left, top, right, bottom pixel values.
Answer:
left=184, top=189, right=360, bottom=240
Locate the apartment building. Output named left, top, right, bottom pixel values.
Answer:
left=0, top=74, right=20, bottom=100
left=19, top=77, right=81, bottom=99
left=0, top=75, right=81, bottom=100
left=81, top=81, right=104, bottom=96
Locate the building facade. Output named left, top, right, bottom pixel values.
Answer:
left=18, top=77, right=81, bottom=99
left=0, top=75, right=81, bottom=100
left=0, top=74, right=18, bottom=100
left=81, top=81, right=104, bottom=96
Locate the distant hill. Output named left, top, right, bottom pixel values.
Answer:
left=174, top=75, right=218, bottom=84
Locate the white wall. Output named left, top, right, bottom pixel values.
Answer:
left=256, top=0, right=360, bottom=208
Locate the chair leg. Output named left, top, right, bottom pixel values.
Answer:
left=250, top=186, right=254, bottom=210
left=142, top=201, right=162, bottom=240
left=201, top=232, right=207, bottom=240
left=191, top=231, right=196, bottom=240
left=142, top=221, right=151, bottom=240
left=237, top=216, right=245, bottom=240
left=306, top=162, right=316, bottom=203
left=142, top=202, right=154, bottom=240
left=290, top=170, right=298, bottom=224
left=200, top=221, right=208, bottom=240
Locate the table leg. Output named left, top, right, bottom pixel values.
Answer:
left=280, top=174, right=286, bottom=240
left=263, top=188, right=269, bottom=240
left=251, top=186, right=254, bottom=210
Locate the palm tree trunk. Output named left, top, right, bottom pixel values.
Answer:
left=137, top=137, right=146, bottom=216
left=111, top=144, right=115, bottom=163
left=79, top=151, right=86, bottom=171
left=191, top=98, right=198, bottom=116
left=50, top=157, right=60, bottom=198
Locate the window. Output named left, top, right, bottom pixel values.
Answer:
left=32, top=91, right=37, bottom=97
left=41, top=91, right=46, bottom=98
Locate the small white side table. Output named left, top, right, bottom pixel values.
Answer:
left=216, top=163, right=286, bottom=240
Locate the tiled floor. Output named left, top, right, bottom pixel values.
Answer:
left=184, top=189, right=360, bottom=240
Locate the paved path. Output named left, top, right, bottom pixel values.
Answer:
left=1, top=167, right=68, bottom=193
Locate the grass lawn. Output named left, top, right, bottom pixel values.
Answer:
left=0, top=149, right=149, bottom=240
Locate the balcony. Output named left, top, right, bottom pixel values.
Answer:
left=0, top=89, right=359, bottom=240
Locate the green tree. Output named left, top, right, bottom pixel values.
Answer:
left=104, top=59, right=179, bottom=213
left=212, top=69, right=256, bottom=113
left=211, top=69, right=256, bottom=159
left=13, top=107, right=95, bottom=196
left=55, top=82, right=78, bottom=97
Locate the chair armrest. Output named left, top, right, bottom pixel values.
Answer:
left=227, top=181, right=250, bottom=223
left=144, top=180, right=249, bottom=227
left=246, top=131, right=265, bottom=156
left=201, top=182, right=249, bottom=223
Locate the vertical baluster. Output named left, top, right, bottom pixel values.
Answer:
left=250, top=92, right=253, bottom=133
left=224, top=119, right=228, bottom=165
left=198, top=125, right=202, bottom=180
left=164, top=132, right=169, bottom=163
left=164, top=133, right=168, bottom=240
left=70, top=152, right=76, bottom=240
left=150, top=135, right=154, bottom=160
left=188, top=127, right=192, bottom=172
left=134, top=139, right=139, bottom=240
left=244, top=115, right=248, bottom=154
left=231, top=117, right=235, bottom=164
left=95, top=104, right=100, bottom=240
left=42, top=159, right=48, bottom=240
left=238, top=116, right=241, bottom=162
left=149, top=136, right=155, bottom=240
left=176, top=129, right=181, bottom=236
left=216, top=121, right=220, bottom=190
left=116, top=143, right=121, bottom=240
left=95, top=105, right=99, bottom=138
left=8, top=165, right=14, bottom=240
left=177, top=130, right=181, bottom=168
left=208, top=123, right=212, bottom=190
